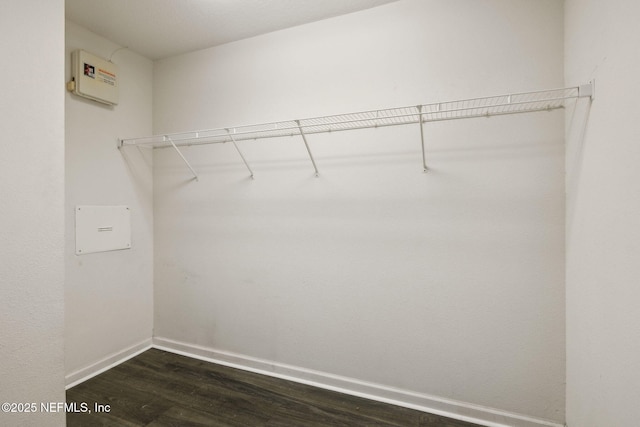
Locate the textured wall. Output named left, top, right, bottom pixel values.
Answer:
left=64, top=22, right=154, bottom=381
left=152, top=1, right=566, bottom=423
left=0, top=1, right=66, bottom=426
left=565, top=1, right=640, bottom=426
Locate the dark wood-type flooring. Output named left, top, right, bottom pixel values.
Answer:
left=66, top=348, right=483, bottom=427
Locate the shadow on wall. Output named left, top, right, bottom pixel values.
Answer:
left=565, top=96, right=593, bottom=242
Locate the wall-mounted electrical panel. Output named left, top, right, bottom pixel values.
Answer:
left=69, top=50, right=119, bottom=105
left=75, top=205, right=131, bottom=255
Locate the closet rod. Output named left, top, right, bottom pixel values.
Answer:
left=119, top=83, right=593, bottom=151
left=119, top=83, right=593, bottom=176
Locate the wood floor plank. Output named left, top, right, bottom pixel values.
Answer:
left=419, top=413, right=486, bottom=427
left=67, top=349, right=484, bottom=427
left=148, top=405, right=266, bottom=427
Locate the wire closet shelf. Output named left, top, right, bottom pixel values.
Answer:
left=119, top=83, right=593, bottom=179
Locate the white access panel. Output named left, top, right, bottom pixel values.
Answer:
left=71, top=50, right=119, bottom=105
left=75, top=206, right=131, bottom=255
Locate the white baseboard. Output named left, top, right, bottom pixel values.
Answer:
left=65, top=338, right=152, bottom=389
left=152, top=337, right=564, bottom=427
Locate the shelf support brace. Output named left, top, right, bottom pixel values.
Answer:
left=166, top=136, right=199, bottom=181
left=295, top=120, right=319, bottom=177
left=227, top=130, right=254, bottom=179
left=417, top=105, right=428, bottom=172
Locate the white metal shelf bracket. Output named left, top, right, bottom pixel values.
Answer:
left=166, top=136, right=199, bottom=181
left=417, top=105, right=427, bottom=172
left=227, top=130, right=254, bottom=179
left=295, top=120, right=319, bottom=177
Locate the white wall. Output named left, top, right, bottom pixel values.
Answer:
left=65, top=21, right=154, bottom=383
left=0, top=1, right=66, bottom=426
left=565, top=1, right=640, bottom=426
left=153, top=0, right=565, bottom=424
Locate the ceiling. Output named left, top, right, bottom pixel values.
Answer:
left=66, top=0, right=400, bottom=60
